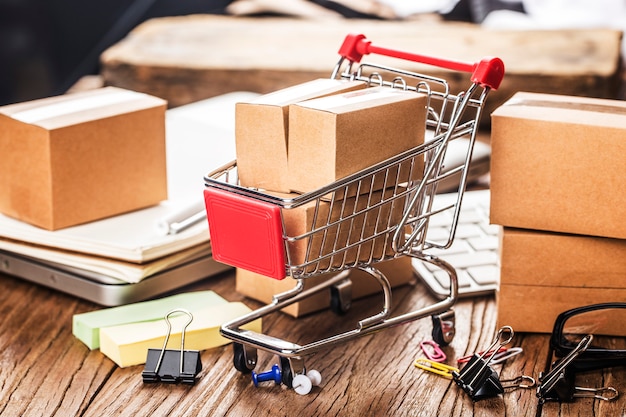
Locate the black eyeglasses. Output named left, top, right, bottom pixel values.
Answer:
left=549, top=302, right=626, bottom=372
left=535, top=302, right=625, bottom=415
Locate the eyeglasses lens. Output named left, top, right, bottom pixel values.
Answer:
left=562, top=307, right=626, bottom=348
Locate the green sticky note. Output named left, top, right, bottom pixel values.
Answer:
left=72, top=291, right=227, bottom=349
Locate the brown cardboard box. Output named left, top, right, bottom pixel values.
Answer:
left=288, top=86, right=427, bottom=195
left=0, top=87, right=167, bottom=230
left=235, top=78, right=366, bottom=193
left=490, top=92, right=626, bottom=239
left=236, top=256, right=414, bottom=317
left=497, top=284, right=626, bottom=334
left=496, top=227, right=626, bottom=333
left=282, top=187, right=406, bottom=273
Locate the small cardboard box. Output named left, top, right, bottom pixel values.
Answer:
left=288, top=86, right=427, bottom=195
left=490, top=92, right=626, bottom=239
left=496, top=227, right=626, bottom=333
left=236, top=256, right=414, bottom=317
left=235, top=78, right=366, bottom=193
left=0, top=87, right=167, bottom=230
left=282, top=187, right=406, bottom=273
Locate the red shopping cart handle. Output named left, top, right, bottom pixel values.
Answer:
left=338, top=33, right=505, bottom=90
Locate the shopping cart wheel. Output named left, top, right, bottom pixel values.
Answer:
left=279, top=356, right=294, bottom=388
left=431, top=309, right=456, bottom=347
left=233, top=343, right=256, bottom=373
left=330, top=278, right=352, bottom=315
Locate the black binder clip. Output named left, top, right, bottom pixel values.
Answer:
left=452, top=326, right=514, bottom=401
left=536, top=334, right=618, bottom=404
left=142, top=308, right=202, bottom=385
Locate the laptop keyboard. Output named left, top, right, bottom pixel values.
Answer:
left=412, top=189, right=499, bottom=299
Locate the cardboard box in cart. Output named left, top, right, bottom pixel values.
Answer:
left=236, top=256, right=414, bottom=317
left=235, top=78, right=367, bottom=193
left=288, top=86, right=427, bottom=195
left=0, top=87, right=168, bottom=230
left=490, top=92, right=626, bottom=239
left=496, top=227, right=626, bottom=333
left=282, top=187, right=407, bottom=273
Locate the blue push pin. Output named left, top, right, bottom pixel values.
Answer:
left=251, top=364, right=282, bottom=387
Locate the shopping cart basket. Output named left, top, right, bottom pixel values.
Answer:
left=204, top=33, right=504, bottom=394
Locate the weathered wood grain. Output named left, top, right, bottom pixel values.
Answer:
left=100, top=15, right=623, bottom=124
left=1, top=270, right=625, bottom=416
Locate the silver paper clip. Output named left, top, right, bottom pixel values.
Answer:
left=491, top=346, right=523, bottom=365
left=501, top=375, right=536, bottom=391
left=142, top=308, right=202, bottom=385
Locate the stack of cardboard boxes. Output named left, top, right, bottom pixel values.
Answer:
left=490, top=92, right=626, bottom=333
left=231, top=79, right=429, bottom=316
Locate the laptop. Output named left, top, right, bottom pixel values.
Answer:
left=0, top=92, right=259, bottom=306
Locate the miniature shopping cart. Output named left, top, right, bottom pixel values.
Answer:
left=204, top=33, right=504, bottom=394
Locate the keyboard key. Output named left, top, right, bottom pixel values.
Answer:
left=454, top=223, right=484, bottom=239
left=427, top=241, right=472, bottom=257
left=467, top=264, right=499, bottom=286
left=468, top=235, right=499, bottom=251
left=432, top=269, right=473, bottom=289
left=439, top=250, right=497, bottom=269
left=426, top=226, right=454, bottom=242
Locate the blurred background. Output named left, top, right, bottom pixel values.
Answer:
left=0, top=0, right=623, bottom=106
left=0, top=0, right=233, bottom=106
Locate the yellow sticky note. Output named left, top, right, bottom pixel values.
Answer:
left=99, top=302, right=261, bottom=367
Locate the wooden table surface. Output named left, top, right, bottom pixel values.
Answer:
left=2, top=266, right=625, bottom=417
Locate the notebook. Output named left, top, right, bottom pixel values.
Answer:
left=0, top=92, right=259, bottom=306
left=412, top=189, right=500, bottom=299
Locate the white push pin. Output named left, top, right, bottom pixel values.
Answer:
left=307, top=370, right=322, bottom=386
left=292, top=370, right=322, bottom=395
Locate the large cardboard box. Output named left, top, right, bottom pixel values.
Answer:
left=0, top=87, right=168, bottom=230
left=235, top=78, right=366, bottom=193
left=236, top=256, right=414, bottom=317
left=490, top=92, right=626, bottom=239
left=496, top=227, right=626, bottom=333
left=288, top=86, right=427, bottom=195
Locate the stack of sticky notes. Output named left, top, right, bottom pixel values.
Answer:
left=73, top=291, right=261, bottom=367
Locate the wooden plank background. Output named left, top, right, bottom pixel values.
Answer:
left=100, top=15, right=623, bottom=121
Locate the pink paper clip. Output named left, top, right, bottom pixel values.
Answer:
left=420, top=340, right=447, bottom=362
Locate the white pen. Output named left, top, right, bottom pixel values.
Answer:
left=156, top=200, right=207, bottom=236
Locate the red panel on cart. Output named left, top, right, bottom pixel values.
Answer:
left=204, top=188, right=286, bottom=279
